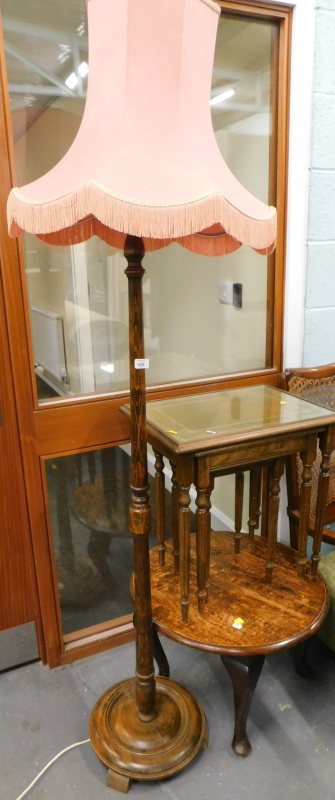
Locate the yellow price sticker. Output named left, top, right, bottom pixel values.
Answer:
left=232, top=617, right=245, bottom=630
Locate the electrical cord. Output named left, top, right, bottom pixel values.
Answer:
left=15, top=738, right=90, bottom=800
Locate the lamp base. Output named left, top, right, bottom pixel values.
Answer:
left=89, top=676, right=207, bottom=791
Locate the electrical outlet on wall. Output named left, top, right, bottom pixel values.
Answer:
left=218, top=280, right=233, bottom=305
left=233, top=282, right=243, bottom=308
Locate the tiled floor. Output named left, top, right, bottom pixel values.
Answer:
left=2, top=635, right=335, bottom=800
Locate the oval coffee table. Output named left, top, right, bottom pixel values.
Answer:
left=148, top=531, right=329, bottom=756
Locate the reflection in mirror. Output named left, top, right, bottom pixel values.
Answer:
left=3, top=3, right=277, bottom=402
left=45, top=445, right=180, bottom=637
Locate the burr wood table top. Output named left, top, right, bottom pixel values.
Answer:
left=148, top=531, right=329, bottom=658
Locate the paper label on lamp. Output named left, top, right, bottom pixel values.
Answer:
left=135, top=359, right=149, bottom=369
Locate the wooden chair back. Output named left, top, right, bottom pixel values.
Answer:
left=279, top=365, right=335, bottom=547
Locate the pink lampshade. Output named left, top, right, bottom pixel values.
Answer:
left=7, top=0, right=276, bottom=256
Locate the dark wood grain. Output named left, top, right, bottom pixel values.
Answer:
left=89, top=239, right=208, bottom=786
left=297, top=434, right=318, bottom=577
left=221, top=653, right=265, bottom=757
left=248, top=468, right=262, bottom=541
left=124, top=236, right=155, bottom=721
left=266, top=457, right=285, bottom=584
left=154, top=450, right=166, bottom=566
left=195, top=457, right=211, bottom=613
left=205, top=475, right=214, bottom=588
left=149, top=532, right=329, bottom=657
left=89, top=675, right=207, bottom=785
left=62, top=625, right=135, bottom=665
left=169, top=460, right=180, bottom=573
left=218, top=1, right=291, bottom=19
left=234, top=471, right=245, bottom=554
left=312, top=425, right=335, bottom=576
left=178, top=482, right=192, bottom=623
left=279, top=366, right=335, bottom=551
left=0, top=27, right=42, bottom=645
left=0, top=259, right=38, bottom=633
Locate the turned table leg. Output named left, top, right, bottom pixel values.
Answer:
left=176, top=456, right=194, bottom=622
left=248, top=467, right=262, bottom=542
left=311, top=425, right=335, bottom=576
left=234, top=471, right=244, bottom=554
left=221, top=654, right=265, bottom=757
left=297, top=434, right=318, bottom=577
left=196, top=485, right=210, bottom=613
left=170, top=461, right=180, bottom=574
left=205, top=475, right=214, bottom=593
left=178, top=483, right=192, bottom=622
left=195, top=458, right=211, bottom=613
left=266, top=458, right=285, bottom=584
left=153, top=449, right=166, bottom=566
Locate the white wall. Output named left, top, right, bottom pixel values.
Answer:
left=303, top=1, right=335, bottom=366
left=282, top=0, right=316, bottom=371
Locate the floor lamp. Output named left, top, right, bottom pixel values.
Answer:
left=7, top=0, right=276, bottom=790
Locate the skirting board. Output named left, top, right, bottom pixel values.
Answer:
left=0, top=622, right=39, bottom=672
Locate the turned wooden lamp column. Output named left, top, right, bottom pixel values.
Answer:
left=124, top=235, right=155, bottom=721
left=87, top=236, right=209, bottom=790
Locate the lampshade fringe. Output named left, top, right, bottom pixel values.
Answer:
left=8, top=183, right=276, bottom=256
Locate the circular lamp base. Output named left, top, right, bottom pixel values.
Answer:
left=89, top=676, right=207, bottom=791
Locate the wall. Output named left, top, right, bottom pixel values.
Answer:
left=282, top=0, right=315, bottom=370
left=303, top=0, right=335, bottom=366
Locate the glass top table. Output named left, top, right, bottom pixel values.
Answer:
left=121, top=383, right=335, bottom=599
left=139, top=385, right=335, bottom=453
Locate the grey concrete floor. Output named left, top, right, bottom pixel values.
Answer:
left=1, top=636, right=335, bottom=800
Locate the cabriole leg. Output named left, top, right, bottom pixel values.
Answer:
left=221, top=654, right=265, bottom=757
